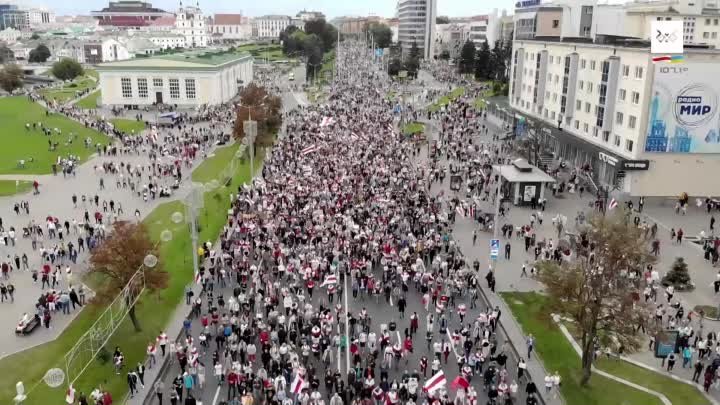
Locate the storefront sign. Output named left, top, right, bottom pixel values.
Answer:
left=515, top=0, right=541, bottom=8
left=598, top=152, right=619, bottom=167
left=620, top=160, right=650, bottom=171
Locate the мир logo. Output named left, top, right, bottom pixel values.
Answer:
left=674, top=84, right=718, bottom=128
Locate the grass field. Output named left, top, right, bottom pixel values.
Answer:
left=75, top=90, right=101, bottom=109
left=41, top=76, right=97, bottom=103
left=0, top=180, right=32, bottom=196
left=0, top=142, right=266, bottom=404
left=501, top=292, right=710, bottom=405
left=402, top=122, right=425, bottom=135
left=109, top=118, right=146, bottom=135
left=428, top=87, right=465, bottom=113
left=0, top=97, right=109, bottom=175
left=192, top=143, right=240, bottom=183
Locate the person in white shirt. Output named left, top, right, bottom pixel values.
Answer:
left=544, top=375, right=553, bottom=392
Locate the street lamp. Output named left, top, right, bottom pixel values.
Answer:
left=239, top=94, right=268, bottom=177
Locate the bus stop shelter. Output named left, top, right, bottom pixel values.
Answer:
left=493, top=159, right=556, bottom=206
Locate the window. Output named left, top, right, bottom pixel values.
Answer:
left=616, top=112, right=624, bottom=125
left=713, top=32, right=718, bottom=39
left=185, top=78, right=196, bottom=99
left=579, top=80, right=584, bottom=90
left=580, top=59, right=586, bottom=69
left=634, top=66, right=644, bottom=79
left=619, top=88, right=627, bottom=101
left=554, top=74, right=559, bottom=83
left=590, top=60, right=596, bottom=70
left=631, top=91, right=640, bottom=104
left=603, top=131, right=610, bottom=142
left=614, top=135, right=621, bottom=147
left=626, top=139, right=634, bottom=152
left=551, top=111, right=556, bottom=120
left=576, top=100, right=582, bottom=111
left=574, top=120, right=580, bottom=129
left=622, top=64, right=630, bottom=77
left=552, top=93, right=557, bottom=102
left=704, top=32, right=710, bottom=39
left=169, top=78, right=180, bottom=99
left=585, top=102, right=591, bottom=113
left=552, top=19, right=559, bottom=28
left=629, top=115, right=637, bottom=129
left=137, top=78, right=148, bottom=98
left=583, top=123, right=589, bottom=133
left=593, top=127, right=599, bottom=137
left=588, top=83, right=593, bottom=93
left=715, top=19, right=719, bottom=25
left=121, top=77, right=132, bottom=98
left=706, top=18, right=711, bottom=24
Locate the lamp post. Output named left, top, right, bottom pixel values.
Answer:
left=239, top=95, right=268, bottom=177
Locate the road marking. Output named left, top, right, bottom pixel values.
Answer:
left=389, top=295, right=393, bottom=307
left=212, top=385, right=221, bottom=405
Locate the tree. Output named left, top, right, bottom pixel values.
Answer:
left=302, top=33, right=324, bottom=81
left=52, top=58, right=84, bottom=81
left=304, top=19, right=337, bottom=53
left=0, top=44, right=14, bottom=63
left=88, top=221, right=168, bottom=332
left=537, top=214, right=657, bottom=386
left=233, top=83, right=282, bottom=145
left=0, top=63, right=23, bottom=93
left=436, top=16, right=451, bottom=24
left=388, top=57, right=402, bottom=76
left=439, top=50, right=450, bottom=60
left=28, top=44, right=51, bottom=63
left=459, top=40, right=476, bottom=74
left=663, top=257, right=693, bottom=289
left=30, top=33, right=40, bottom=40
left=409, top=41, right=421, bottom=60
left=474, top=41, right=492, bottom=80
left=366, top=22, right=393, bottom=49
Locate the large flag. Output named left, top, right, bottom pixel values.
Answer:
left=455, top=206, right=465, bottom=218
left=320, top=274, right=337, bottom=287
left=450, top=376, right=469, bottom=390
left=423, top=370, right=446, bottom=393
left=301, top=145, right=319, bottom=155
left=291, top=375, right=304, bottom=395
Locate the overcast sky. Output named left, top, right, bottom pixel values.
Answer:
left=20, top=0, right=519, bottom=18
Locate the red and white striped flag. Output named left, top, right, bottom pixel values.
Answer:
left=291, top=375, right=304, bottom=394
left=321, top=274, right=337, bottom=287
left=423, top=370, right=446, bottom=393
left=608, top=198, right=618, bottom=210
left=469, top=205, right=476, bottom=219
left=301, top=145, right=319, bottom=155
left=455, top=205, right=465, bottom=217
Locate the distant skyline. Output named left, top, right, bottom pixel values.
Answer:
left=13, top=0, right=518, bottom=18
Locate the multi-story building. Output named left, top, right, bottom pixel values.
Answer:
left=91, top=0, right=174, bottom=28
left=174, top=2, right=208, bottom=47
left=513, top=0, right=595, bottom=40
left=0, top=27, right=28, bottom=44
left=0, top=4, right=54, bottom=31
left=468, top=10, right=505, bottom=47
left=593, top=0, right=720, bottom=49
left=296, top=10, right=325, bottom=22
left=500, top=15, right=515, bottom=44
left=84, top=38, right=131, bottom=64
left=253, top=15, right=295, bottom=39
left=434, top=23, right=469, bottom=58
left=397, top=0, right=437, bottom=59
left=507, top=37, right=720, bottom=196
left=332, top=16, right=384, bottom=36
left=209, top=14, right=252, bottom=41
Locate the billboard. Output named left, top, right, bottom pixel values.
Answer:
left=651, top=21, right=684, bottom=54
left=644, top=64, right=720, bottom=153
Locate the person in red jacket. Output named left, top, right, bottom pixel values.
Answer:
left=227, top=370, right=239, bottom=399
left=102, top=390, right=113, bottom=405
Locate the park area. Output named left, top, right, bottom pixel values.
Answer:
left=0, top=141, right=263, bottom=403
left=501, top=292, right=710, bottom=405
left=428, top=87, right=465, bottom=113
left=75, top=90, right=101, bottom=109
left=109, top=118, right=146, bottom=135
left=40, top=75, right=97, bottom=104
left=0, top=96, right=108, bottom=175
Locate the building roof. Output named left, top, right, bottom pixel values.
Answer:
left=97, top=49, right=253, bottom=71
left=213, top=14, right=243, bottom=25
left=494, top=160, right=556, bottom=183
left=150, top=16, right=176, bottom=26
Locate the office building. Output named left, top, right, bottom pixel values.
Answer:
left=397, top=0, right=437, bottom=59
left=253, top=15, right=296, bottom=39
left=0, top=4, right=54, bottom=31
left=97, top=50, right=253, bottom=107
left=508, top=37, right=720, bottom=196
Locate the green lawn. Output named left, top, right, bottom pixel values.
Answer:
left=76, top=90, right=101, bottom=109
left=502, top=292, right=710, bottom=405
left=192, top=142, right=240, bottom=183
left=84, top=68, right=99, bottom=80
left=41, top=76, right=97, bottom=103
left=402, top=122, right=425, bottom=135
left=428, top=87, right=466, bottom=112
left=0, top=180, right=32, bottom=196
left=0, top=97, right=109, bottom=175
left=0, top=140, right=267, bottom=404
left=110, top=118, right=146, bottom=135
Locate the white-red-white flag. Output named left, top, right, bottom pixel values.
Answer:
left=423, top=370, right=446, bottom=393
left=291, top=375, right=304, bottom=394
left=321, top=274, right=337, bottom=287
left=301, top=145, right=319, bottom=155
left=455, top=206, right=465, bottom=217
left=608, top=198, right=618, bottom=210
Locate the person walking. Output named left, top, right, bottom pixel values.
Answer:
left=154, top=380, right=165, bottom=404
left=527, top=334, right=535, bottom=359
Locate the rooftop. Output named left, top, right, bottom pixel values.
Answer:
left=97, top=48, right=253, bottom=70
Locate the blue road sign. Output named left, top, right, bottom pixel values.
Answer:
left=490, top=239, right=500, bottom=259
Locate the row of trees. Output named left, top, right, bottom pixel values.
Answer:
left=280, top=19, right=338, bottom=82
left=0, top=57, right=84, bottom=94
left=387, top=42, right=421, bottom=79
left=457, top=39, right=512, bottom=82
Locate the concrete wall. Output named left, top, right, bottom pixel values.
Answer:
left=536, top=10, right=562, bottom=37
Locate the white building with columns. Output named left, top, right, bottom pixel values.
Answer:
left=97, top=50, right=253, bottom=107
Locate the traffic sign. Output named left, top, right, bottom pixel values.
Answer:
left=490, top=239, right=500, bottom=259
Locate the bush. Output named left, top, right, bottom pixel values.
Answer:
left=662, top=257, right=694, bottom=290
left=96, top=346, right=111, bottom=365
